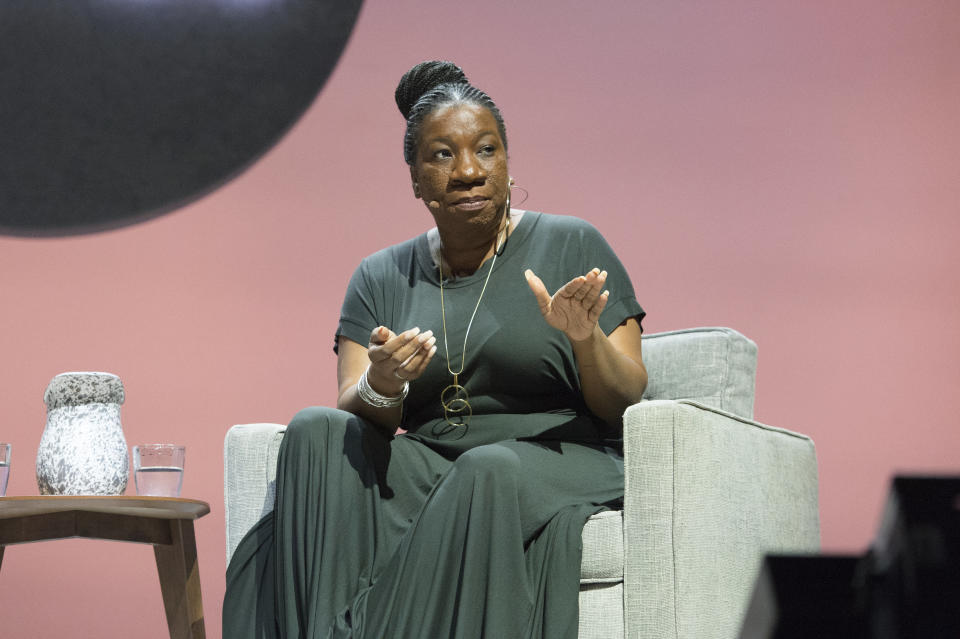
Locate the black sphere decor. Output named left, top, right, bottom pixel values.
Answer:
left=0, top=0, right=363, bottom=237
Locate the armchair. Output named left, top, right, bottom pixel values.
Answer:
left=224, top=327, right=820, bottom=638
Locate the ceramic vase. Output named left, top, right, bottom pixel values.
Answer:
left=36, top=372, right=129, bottom=495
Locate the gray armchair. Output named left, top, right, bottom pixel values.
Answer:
left=224, top=327, right=820, bottom=638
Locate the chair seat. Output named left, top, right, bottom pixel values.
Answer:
left=581, top=509, right=623, bottom=583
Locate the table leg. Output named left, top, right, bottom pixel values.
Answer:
left=154, top=519, right=206, bottom=639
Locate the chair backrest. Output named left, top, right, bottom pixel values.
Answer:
left=641, top=327, right=757, bottom=419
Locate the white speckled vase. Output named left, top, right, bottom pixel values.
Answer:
left=36, top=372, right=129, bottom=495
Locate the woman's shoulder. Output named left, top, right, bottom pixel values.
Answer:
left=527, top=211, right=606, bottom=240
left=358, top=232, right=423, bottom=264
left=352, top=232, right=428, bottom=283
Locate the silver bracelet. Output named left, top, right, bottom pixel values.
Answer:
left=357, top=366, right=408, bottom=408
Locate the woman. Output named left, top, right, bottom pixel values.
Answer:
left=224, top=60, right=647, bottom=639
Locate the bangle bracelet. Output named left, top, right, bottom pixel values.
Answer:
left=357, top=367, right=408, bottom=408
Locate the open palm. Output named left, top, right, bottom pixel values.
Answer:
left=525, top=268, right=609, bottom=342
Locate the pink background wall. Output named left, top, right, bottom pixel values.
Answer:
left=2, top=1, right=958, bottom=636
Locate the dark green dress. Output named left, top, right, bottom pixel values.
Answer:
left=223, top=212, right=645, bottom=639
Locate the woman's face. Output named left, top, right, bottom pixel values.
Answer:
left=411, top=103, right=509, bottom=236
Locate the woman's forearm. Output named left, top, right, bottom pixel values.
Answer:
left=336, top=352, right=407, bottom=433
left=571, top=324, right=647, bottom=425
left=337, top=384, right=403, bottom=433
left=336, top=331, right=436, bottom=434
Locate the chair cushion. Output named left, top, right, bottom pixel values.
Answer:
left=641, top=327, right=757, bottom=419
left=579, top=581, right=624, bottom=639
left=580, top=509, right=623, bottom=583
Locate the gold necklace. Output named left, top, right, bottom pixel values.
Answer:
left=438, top=214, right=509, bottom=427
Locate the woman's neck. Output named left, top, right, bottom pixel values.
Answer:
left=431, top=210, right=519, bottom=278
left=441, top=235, right=499, bottom=277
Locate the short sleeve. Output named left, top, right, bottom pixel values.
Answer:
left=334, top=259, right=380, bottom=354
left=577, top=220, right=645, bottom=334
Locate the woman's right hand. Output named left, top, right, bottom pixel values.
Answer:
left=365, top=326, right=437, bottom=396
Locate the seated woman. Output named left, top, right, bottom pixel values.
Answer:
left=223, top=60, right=647, bottom=639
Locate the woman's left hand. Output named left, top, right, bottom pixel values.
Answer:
left=525, top=268, right=609, bottom=342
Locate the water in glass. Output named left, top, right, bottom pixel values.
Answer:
left=0, top=462, right=9, bottom=496
left=135, top=466, right=183, bottom=497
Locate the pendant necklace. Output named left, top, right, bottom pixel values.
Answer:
left=438, top=212, right=510, bottom=427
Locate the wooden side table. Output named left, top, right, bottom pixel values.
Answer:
left=0, top=496, right=210, bottom=639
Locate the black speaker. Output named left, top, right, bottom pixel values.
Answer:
left=866, top=476, right=960, bottom=639
left=739, top=554, right=869, bottom=639
left=740, top=475, right=960, bottom=639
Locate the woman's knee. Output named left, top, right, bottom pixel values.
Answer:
left=285, top=406, right=355, bottom=446
left=451, top=444, right=523, bottom=484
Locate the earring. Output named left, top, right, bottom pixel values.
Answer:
left=508, top=176, right=528, bottom=205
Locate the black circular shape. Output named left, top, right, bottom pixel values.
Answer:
left=0, top=0, right=362, bottom=237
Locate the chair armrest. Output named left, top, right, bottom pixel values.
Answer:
left=224, top=423, right=286, bottom=563
left=622, top=400, right=819, bottom=639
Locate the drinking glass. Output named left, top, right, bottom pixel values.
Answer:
left=0, top=443, right=10, bottom=496
left=133, top=444, right=185, bottom=497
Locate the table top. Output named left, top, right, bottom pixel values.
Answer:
left=0, top=496, right=210, bottom=520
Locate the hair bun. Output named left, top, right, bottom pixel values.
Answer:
left=395, top=61, right=468, bottom=120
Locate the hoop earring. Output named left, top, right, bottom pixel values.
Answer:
left=508, top=177, right=529, bottom=205
left=496, top=190, right=511, bottom=257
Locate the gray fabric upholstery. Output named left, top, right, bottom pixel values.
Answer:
left=578, top=582, right=625, bottom=639
left=580, top=510, right=623, bottom=583
left=223, top=423, right=285, bottom=561
left=223, top=327, right=820, bottom=638
left=641, top=327, right=758, bottom=419
left=622, top=400, right=819, bottom=639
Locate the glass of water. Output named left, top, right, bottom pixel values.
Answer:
left=133, top=444, right=185, bottom=497
left=0, top=442, right=10, bottom=497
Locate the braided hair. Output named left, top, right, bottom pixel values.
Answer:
left=395, top=60, right=508, bottom=165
